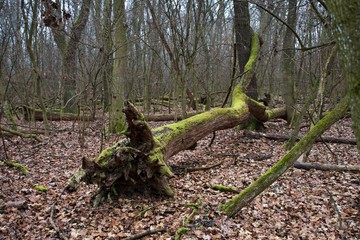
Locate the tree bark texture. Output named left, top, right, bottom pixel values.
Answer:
left=233, top=0, right=258, bottom=99
left=325, top=0, right=360, bottom=150
left=109, top=0, right=127, bottom=133
left=280, top=0, right=297, bottom=124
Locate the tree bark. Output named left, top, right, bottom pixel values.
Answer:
left=109, top=0, right=127, bottom=133
left=144, top=112, right=200, bottom=122
left=280, top=0, right=297, bottom=124
left=233, top=0, right=258, bottom=99
left=42, top=0, right=91, bottom=113
left=324, top=1, right=360, bottom=150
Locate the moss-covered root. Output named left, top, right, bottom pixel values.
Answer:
left=3, top=160, right=29, bottom=175
left=212, top=185, right=239, bottom=193
left=221, top=95, right=350, bottom=217
left=152, top=175, right=174, bottom=197
left=65, top=169, right=86, bottom=192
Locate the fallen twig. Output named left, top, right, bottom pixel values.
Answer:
left=49, top=188, right=69, bottom=240
left=124, top=227, right=167, bottom=240
left=185, top=161, right=223, bottom=172
left=326, top=187, right=343, bottom=229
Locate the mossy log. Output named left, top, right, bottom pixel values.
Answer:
left=221, top=95, right=350, bottom=217
left=0, top=126, right=41, bottom=142
left=144, top=112, right=200, bottom=122
left=70, top=33, right=287, bottom=205
left=23, top=106, right=94, bottom=121
left=75, top=86, right=285, bottom=205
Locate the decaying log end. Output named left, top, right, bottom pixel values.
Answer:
left=122, top=101, right=155, bottom=152
left=75, top=102, right=174, bottom=205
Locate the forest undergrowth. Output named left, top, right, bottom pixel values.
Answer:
left=0, top=114, right=359, bottom=239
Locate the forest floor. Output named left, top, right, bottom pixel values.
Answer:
left=0, top=112, right=359, bottom=239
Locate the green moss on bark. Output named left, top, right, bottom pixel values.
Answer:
left=4, top=160, right=29, bottom=175
left=212, top=185, right=239, bottom=193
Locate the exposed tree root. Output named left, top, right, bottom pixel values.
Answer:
left=49, top=187, right=69, bottom=240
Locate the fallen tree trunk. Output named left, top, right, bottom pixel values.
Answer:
left=66, top=33, right=286, bottom=206
left=243, top=130, right=358, bottom=145
left=23, top=106, right=94, bottom=121
left=221, top=95, right=350, bottom=217
left=71, top=86, right=286, bottom=206
left=294, top=161, right=360, bottom=172
left=144, top=112, right=200, bottom=122
left=0, top=126, right=41, bottom=141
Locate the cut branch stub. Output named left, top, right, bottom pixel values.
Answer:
left=81, top=102, right=173, bottom=201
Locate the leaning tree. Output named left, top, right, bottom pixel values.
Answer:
left=66, top=1, right=360, bottom=218
left=67, top=33, right=285, bottom=207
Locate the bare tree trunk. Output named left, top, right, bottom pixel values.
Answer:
left=325, top=0, right=360, bottom=150
left=280, top=0, right=297, bottom=124
left=109, top=0, right=127, bottom=133
left=233, top=0, right=251, bottom=73
left=42, top=0, right=91, bottom=113
left=233, top=0, right=258, bottom=99
left=21, top=0, right=49, bottom=134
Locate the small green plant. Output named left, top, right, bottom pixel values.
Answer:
left=175, top=227, right=189, bottom=240
left=34, top=185, right=48, bottom=192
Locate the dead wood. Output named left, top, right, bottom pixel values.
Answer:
left=23, top=106, right=94, bottom=121
left=124, top=227, right=167, bottom=240
left=243, top=130, right=357, bottom=145
left=222, top=95, right=350, bottom=217
left=0, top=126, right=41, bottom=142
left=0, top=200, right=27, bottom=210
left=294, top=161, right=360, bottom=172
left=144, top=112, right=200, bottom=121
left=182, top=161, right=223, bottom=173
left=212, top=185, right=239, bottom=193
